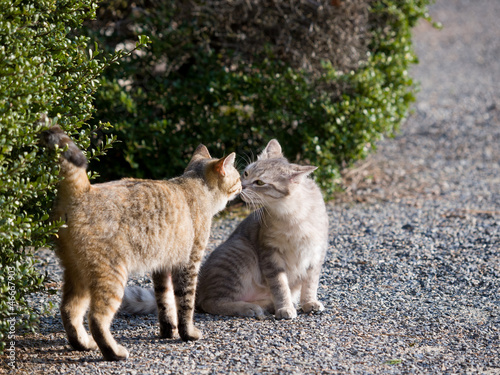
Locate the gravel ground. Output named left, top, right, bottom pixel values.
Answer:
left=7, top=0, right=500, bottom=373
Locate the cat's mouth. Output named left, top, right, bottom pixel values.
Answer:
left=228, top=184, right=243, bottom=201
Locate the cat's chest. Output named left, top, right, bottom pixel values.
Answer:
left=261, top=220, right=325, bottom=275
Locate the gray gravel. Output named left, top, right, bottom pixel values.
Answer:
left=11, top=0, right=500, bottom=373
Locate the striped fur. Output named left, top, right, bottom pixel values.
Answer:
left=121, top=286, right=157, bottom=315
left=121, top=139, right=328, bottom=320
left=41, top=126, right=241, bottom=361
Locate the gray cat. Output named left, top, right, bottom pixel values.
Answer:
left=121, top=139, right=328, bottom=320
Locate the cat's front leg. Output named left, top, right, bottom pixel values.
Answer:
left=261, top=252, right=297, bottom=320
left=172, top=264, right=202, bottom=341
left=271, top=273, right=297, bottom=320
left=152, top=270, right=178, bottom=339
left=300, top=264, right=325, bottom=314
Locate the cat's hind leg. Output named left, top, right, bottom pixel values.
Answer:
left=60, top=269, right=97, bottom=351
left=88, top=267, right=129, bottom=361
left=172, top=264, right=202, bottom=342
left=152, top=270, right=178, bottom=339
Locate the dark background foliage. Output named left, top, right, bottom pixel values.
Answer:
left=86, top=0, right=432, bottom=194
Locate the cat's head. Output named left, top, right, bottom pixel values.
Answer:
left=186, top=144, right=242, bottom=203
left=240, top=139, right=317, bottom=206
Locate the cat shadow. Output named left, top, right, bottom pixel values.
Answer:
left=19, top=310, right=312, bottom=365
left=17, top=332, right=181, bottom=365
left=16, top=336, right=103, bottom=364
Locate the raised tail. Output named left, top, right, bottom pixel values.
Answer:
left=40, top=125, right=90, bottom=195
left=119, top=286, right=157, bottom=315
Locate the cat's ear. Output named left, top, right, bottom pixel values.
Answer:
left=193, top=144, right=211, bottom=159
left=214, top=152, right=236, bottom=177
left=258, top=139, right=283, bottom=160
left=290, top=165, right=317, bottom=183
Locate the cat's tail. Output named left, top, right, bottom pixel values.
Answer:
left=40, top=125, right=90, bottom=195
left=119, top=286, right=157, bottom=315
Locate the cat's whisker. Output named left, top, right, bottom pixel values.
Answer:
left=251, top=202, right=269, bottom=225
left=249, top=191, right=270, bottom=217
left=241, top=190, right=263, bottom=207
left=257, top=208, right=268, bottom=228
left=247, top=150, right=257, bottom=166
left=241, top=190, right=269, bottom=227
left=235, top=155, right=245, bottom=172
left=237, top=152, right=255, bottom=172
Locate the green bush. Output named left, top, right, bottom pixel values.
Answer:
left=0, top=0, right=146, bottom=355
left=87, top=0, right=432, bottom=195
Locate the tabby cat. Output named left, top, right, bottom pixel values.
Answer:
left=122, top=139, right=328, bottom=320
left=41, top=126, right=241, bottom=361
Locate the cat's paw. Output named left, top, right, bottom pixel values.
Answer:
left=302, top=301, right=325, bottom=314
left=275, top=307, right=297, bottom=320
left=102, top=344, right=129, bottom=361
left=85, top=336, right=98, bottom=350
left=241, top=305, right=267, bottom=319
left=68, top=335, right=98, bottom=351
left=179, top=325, right=202, bottom=342
left=160, top=324, right=178, bottom=339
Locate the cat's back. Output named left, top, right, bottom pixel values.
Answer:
left=74, top=177, right=203, bottom=213
left=62, top=177, right=203, bottom=243
left=61, top=178, right=185, bottom=222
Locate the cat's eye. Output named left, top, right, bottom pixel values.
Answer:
left=254, top=180, right=265, bottom=186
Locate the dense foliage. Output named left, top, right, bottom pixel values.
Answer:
left=87, top=0, right=433, bottom=194
left=0, top=0, right=145, bottom=355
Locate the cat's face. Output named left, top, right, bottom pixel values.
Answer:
left=186, top=145, right=242, bottom=202
left=240, top=140, right=316, bottom=205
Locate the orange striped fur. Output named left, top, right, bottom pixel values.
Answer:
left=40, top=126, right=241, bottom=361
